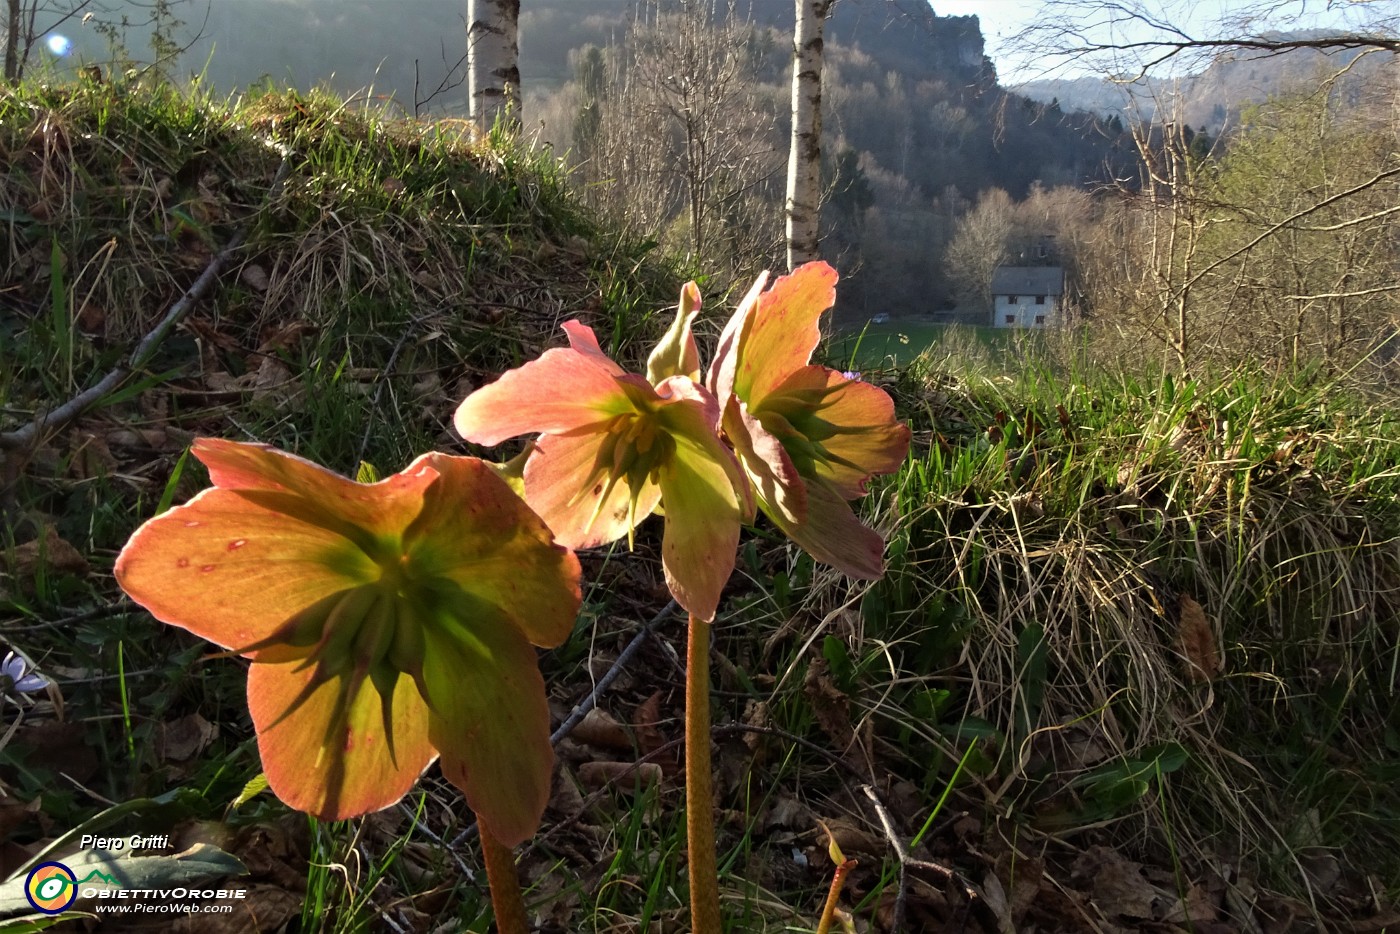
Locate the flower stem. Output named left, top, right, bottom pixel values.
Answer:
left=686, top=612, right=722, bottom=934
left=480, top=827, right=529, bottom=934
left=816, top=859, right=857, bottom=934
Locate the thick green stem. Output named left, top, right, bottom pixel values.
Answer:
left=480, top=827, right=529, bottom=934
left=686, top=612, right=722, bottom=934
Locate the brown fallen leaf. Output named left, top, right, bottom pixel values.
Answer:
left=994, top=851, right=1045, bottom=927
left=631, top=691, right=666, bottom=758
left=816, top=817, right=883, bottom=860
left=16, top=721, right=99, bottom=783
left=572, top=708, right=632, bottom=751
left=803, top=657, right=854, bottom=750
left=240, top=263, right=270, bottom=292
left=1177, top=593, right=1222, bottom=682
left=249, top=355, right=296, bottom=406
left=577, top=761, right=663, bottom=795
left=1071, top=845, right=1170, bottom=922
left=76, top=301, right=106, bottom=336
left=173, top=884, right=301, bottom=934
left=69, top=431, right=117, bottom=480
left=0, top=794, right=43, bottom=843
left=158, top=713, right=219, bottom=763
left=10, top=526, right=89, bottom=578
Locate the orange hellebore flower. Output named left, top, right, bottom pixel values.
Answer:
left=709, top=261, right=911, bottom=578
left=115, top=439, right=581, bottom=846
left=454, top=287, right=751, bottom=622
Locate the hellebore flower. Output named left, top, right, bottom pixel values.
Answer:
left=454, top=285, right=750, bottom=622
left=115, top=439, right=581, bottom=846
left=1, top=651, right=48, bottom=696
left=710, top=262, right=911, bottom=578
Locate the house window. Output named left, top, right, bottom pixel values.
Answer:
left=1035, top=315, right=1046, bottom=325
left=1035, top=295, right=1046, bottom=305
left=1007, top=295, right=1018, bottom=304
left=1005, top=315, right=1015, bottom=325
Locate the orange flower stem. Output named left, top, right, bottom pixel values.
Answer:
left=815, top=859, right=857, bottom=934
left=686, top=612, right=723, bottom=934
left=480, top=827, right=529, bottom=934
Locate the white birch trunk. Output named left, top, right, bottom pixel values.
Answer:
left=467, top=0, right=521, bottom=133
left=785, top=0, right=832, bottom=269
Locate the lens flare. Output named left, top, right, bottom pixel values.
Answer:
left=46, top=34, right=73, bottom=56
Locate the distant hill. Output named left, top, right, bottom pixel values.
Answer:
left=1015, top=36, right=1396, bottom=132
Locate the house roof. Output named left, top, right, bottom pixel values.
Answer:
left=991, top=266, right=1065, bottom=297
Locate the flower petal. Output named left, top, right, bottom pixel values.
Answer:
left=249, top=660, right=435, bottom=820
left=521, top=432, right=663, bottom=549
left=762, top=366, right=911, bottom=499
left=192, top=438, right=436, bottom=547
left=454, top=347, right=633, bottom=446
left=416, top=596, right=556, bottom=847
left=769, top=480, right=887, bottom=579
left=721, top=396, right=805, bottom=527
left=561, top=320, right=628, bottom=377
left=647, top=281, right=702, bottom=385
left=655, top=384, right=748, bottom=621
left=731, top=262, right=838, bottom=405
left=708, top=270, right=768, bottom=404
left=115, top=486, right=378, bottom=651
left=403, top=453, right=582, bottom=648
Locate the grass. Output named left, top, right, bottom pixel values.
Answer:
left=1, top=75, right=1397, bottom=931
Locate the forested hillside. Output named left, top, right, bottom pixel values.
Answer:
left=27, top=0, right=1133, bottom=317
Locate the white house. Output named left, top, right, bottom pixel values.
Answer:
left=990, top=266, right=1065, bottom=329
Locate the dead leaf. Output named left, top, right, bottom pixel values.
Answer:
left=1177, top=593, right=1221, bottom=682
left=10, top=526, right=89, bottom=578
left=158, top=713, right=218, bottom=763
left=762, top=796, right=810, bottom=831
left=547, top=769, right=587, bottom=820
left=993, top=851, right=1044, bottom=927
left=577, top=761, right=663, bottom=795
left=256, top=320, right=315, bottom=353
left=16, top=721, right=99, bottom=783
left=741, top=699, right=775, bottom=762
left=69, top=432, right=117, bottom=480
left=572, top=708, right=632, bottom=751
left=816, top=817, right=883, bottom=860
left=0, top=794, right=43, bottom=842
left=1071, top=845, right=1169, bottom=922
left=240, top=263, right=270, bottom=292
left=172, top=884, right=301, bottom=933
left=1162, top=881, right=1223, bottom=924
left=631, top=691, right=666, bottom=757
left=249, top=355, right=295, bottom=405
left=76, top=302, right=106, bottom=336
left=803, top=658, right=854, bottom=750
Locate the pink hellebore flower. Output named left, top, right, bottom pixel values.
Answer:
left=115, top=439, right=581, bottom=846
left=710, top=262, right=911, bottom=578
left=454, top=285, right=751, bottom=622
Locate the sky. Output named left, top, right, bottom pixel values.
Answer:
left=927, top=1, right=1396, bottom=83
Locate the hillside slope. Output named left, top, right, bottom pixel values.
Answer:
left=1, top=79, right=1396, bottom=932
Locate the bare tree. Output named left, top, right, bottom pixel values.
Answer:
left=5, top=0, right=93, bottom=82
left=571, top=0, right=783, bottom=279
left=467, top=0, right=520, bottom=132
left=1019, top=0, right=1399, bottom=82
left=5, top=0, right=191, bottom=84
left=943, top=187, right=1015, bottom=317
left=785, top=0, right=833, bottom=269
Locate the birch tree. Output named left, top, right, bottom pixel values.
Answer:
left=785, top=0, right=833, bottom=269
left=467, top=0, right=520, bottom=133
